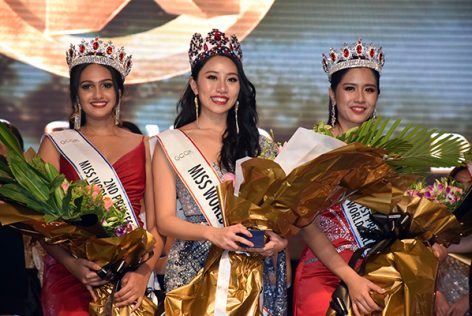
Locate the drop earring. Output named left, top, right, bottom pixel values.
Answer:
left=194, top=95, right=199, bottom=127
left=330, top=102, right=337, bottom=126
left=114, top=97, right=121, bottom=125
left=372, top=108, right=377, bottom=120
left=235, top=101, right=240, bottom=134
left=73, top=101, right=82, bottom=130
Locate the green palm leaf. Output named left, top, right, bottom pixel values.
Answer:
left=337, top=118, right=470, bottom=174
left=0, top=122, right=22, bottom=157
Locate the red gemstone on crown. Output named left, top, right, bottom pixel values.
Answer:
left=369, top=48, right=375, bottom=58
left=343, top=48, right=349, bottom=58
left=93, top=41, right=99, bottom=50
left=79, top=45, right=85, bottom=53
left=119, top=52, right=124, bottom=61
left=356, top=45, right=362, bottom=55
left=107, top=46, right=113, bottom=55
left=215, top=31, right=221, bottom=41
left=204, top=43, right=208, bottom=51
left=330, top=52, right=336, bottom=61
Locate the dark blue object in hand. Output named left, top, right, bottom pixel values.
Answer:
left=238, top=229, right=265, bottom=248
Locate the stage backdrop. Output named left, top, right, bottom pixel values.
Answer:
left=1, top=0, right=471, bottom=149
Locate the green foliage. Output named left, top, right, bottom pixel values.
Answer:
left=0, top=123, right=128, bottom=236
left=314, top=117, right=470, bottom=174
left=0, top=121, right=22, bottom=157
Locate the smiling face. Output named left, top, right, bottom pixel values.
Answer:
left=190, top=55, right=240, bottom=118
left=455, top=169, right=472, bottom=190
left=77, top=63, right=117, bottom=122
left=329, top=67, right=379, bottom=131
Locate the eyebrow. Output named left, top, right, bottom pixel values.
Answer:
left=203, top=70, right=238, bottom=76
left=79, top=79, right=113, bottom=84
left=342, top=82, right=377, bottom=87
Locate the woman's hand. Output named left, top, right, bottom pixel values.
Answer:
left=114, top=270, right=149, bottom=310
left=206, top=224, right=254, bottom=251
left=447, top=294, right=469, bottom=316
left=435, top=291, right=450, bottom=316
left=346, top=274, right=384, bottom=316
left=432, top=243, right=448, bottom=262
left=248, top=230, right=288, bottom=257
left=64, top=257, right=106, bottom=301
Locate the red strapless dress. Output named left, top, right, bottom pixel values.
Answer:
left=293, top=204, right=359, bottom=316
left=42, top=140, right=146, bottom=316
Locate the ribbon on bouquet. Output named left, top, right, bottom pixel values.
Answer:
left=328, top=195, right=463, bottom=316
left=327, top=212, right=412, bottom=315
left=87, top=229, right=157, bottom=316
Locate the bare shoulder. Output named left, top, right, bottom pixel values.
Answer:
left=38, top=135, right=60, bottom=168
left=116, top=128, right=144, bottom=146
left=178, top=122, right=199, bottom=135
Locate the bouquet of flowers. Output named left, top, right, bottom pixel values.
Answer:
left=0, top=124, right=130, bottom=237
left=166, top=118, right=469, bottom=315
left=320, top=118, right=470, bottom=316
left=0, top=122, right=155, bottom=315
left=405, top=178, right=465, bottom=212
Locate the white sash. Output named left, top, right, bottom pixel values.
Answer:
left=48, top=129, right=139, bottom=229
left=341, top=199, right=376, bottom=248
left=156, top=129, right=224, bottom=228
left=157, top=129, right=232, bottom=314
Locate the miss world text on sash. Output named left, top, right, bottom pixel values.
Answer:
left=47, top=129, right=139, bottom=229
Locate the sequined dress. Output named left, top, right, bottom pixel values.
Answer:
left=164, top=136, right=288, bottom=316
left=293, top=203, right=358, bottom=316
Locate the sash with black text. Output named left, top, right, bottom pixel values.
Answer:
left=156, top=129, right=224, bottom=228
left=157, top=129, right=236, bottom=315
left=48, top=129, right=139, bottom=229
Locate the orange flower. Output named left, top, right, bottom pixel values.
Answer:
left=103, top=196, right=113, bottom=211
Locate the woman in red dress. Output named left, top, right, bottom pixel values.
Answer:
left=38, top=38, right=163, bottom=315
left=293, top=39, right=387, bottom=316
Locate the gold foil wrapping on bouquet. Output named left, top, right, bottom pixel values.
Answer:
left=218, top=143, right=395, bottom=237
left=350, top=174, right=420, bottom=214
left=395, top=195, right=463, bottom=244
left=363, top=239, right=438, bottom=316
left=336, top=195, right=463, bottom=315
left=89, top=283, right=156, bottom=316
left=165, top=246, right=263, bottom=316
left=0, top=201, right=44, bottom=226
left=0, top=199, right=155, bottom=266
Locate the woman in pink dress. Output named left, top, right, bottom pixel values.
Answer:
left=293, top=39, right=387, bottom=316
left=38, top=38, right=163, bottom=315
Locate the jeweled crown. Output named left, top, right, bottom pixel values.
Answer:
left=322, top=39, right=385, bottom=81
left=188, top=29, right=243, bottom=69
left=66, top=37, right=132, bottom=78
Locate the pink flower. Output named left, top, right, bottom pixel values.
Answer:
left=222, top=172, right=236, bottom=185
left=61, top=181, right=70, bottom=192
left=103, top=196, right=113, bottom=211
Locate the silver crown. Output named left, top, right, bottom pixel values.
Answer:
left=66, top=37, right=132, bottom=78
left=322, top=39, right=385, bottom=81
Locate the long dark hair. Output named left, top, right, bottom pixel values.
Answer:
left=174, top=55, right=261, bottom=172
left=327, top=67, right=380, bottom=125
left=68, top=63, right=124, bottom=128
